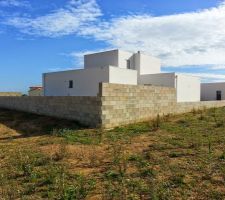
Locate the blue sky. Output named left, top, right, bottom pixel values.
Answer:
left=0, top=0, right=225, bottom=93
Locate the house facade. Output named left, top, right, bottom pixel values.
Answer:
left=43, top=49, right=200, bottom=102
left=201, top=82, right=225, bottom=101
left=43, top=66, right=137, bottom=96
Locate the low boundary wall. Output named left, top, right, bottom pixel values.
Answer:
left=100, top=83, right=225, bottom=128
left=0, top=83, right=225, bottom=128
left=176, top=101, right=225, bottom=114
left=100, top=83, right=177, bottom=128
left=0, top=96, right=101, bottom=127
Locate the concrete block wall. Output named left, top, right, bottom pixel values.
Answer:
left=100, top=83, right=225, bottom=128
left=100, top=83, right=177, bottom=128
left=176, top=101, right=225, bottom=114
left=0, top=96, right=101, bottom=127
left=0, top=83, right=225, bottom=128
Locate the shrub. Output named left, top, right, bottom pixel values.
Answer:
left=62, top=174, right=96, bottom=200
left=151, top=114, right=161, bottom=131
left=219, top=152, right=225, bottom=160
left=52, top=143, right=69, bottom=161
left=169, top=174, right=185, bottom=188
left=139, top=168, right=155, bottom=178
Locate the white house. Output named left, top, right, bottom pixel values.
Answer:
left=84, top=50, right=161, bottom=75
left=201, top=82, right=225, bottom=101
left=43, top=65, right=137, bottom=96
left=43, top=49, right=200, bottom=102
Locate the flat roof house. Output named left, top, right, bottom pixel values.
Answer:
left=43, top=49, right=200, bottom=102
left=201, top=82, right=225, bottom=101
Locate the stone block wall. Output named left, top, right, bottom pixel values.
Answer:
left=0, top=83, right=225, bottom=128
left=100, top=83, right=177, bottom=128
left=100, top=83, right=225, bottom=128
left=176, top=101, right=225, bottom=114
left=0, top=96, right=101, bottom=127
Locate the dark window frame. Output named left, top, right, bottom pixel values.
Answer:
left=127, top=59, right=131, bottom=69
left=216, top=90, right=222, bottom=101
left=69, top=80, right=73, bottom=89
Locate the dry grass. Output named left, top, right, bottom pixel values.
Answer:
left=0, top=108, right=225, bottom=199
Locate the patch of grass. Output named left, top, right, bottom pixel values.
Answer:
left=1, top=107, right=225, bottom=199
left=169, top=152, right=184, bottom=158
left=0, top=148, right=96, bottom=199
left=51, top=142, right=69, bottom=161
left=219, top=151, right=225, bottom=160
left=207, top=190, right=225, bottom=200
left=139, top=168, right=155, bottom=178
left=114, top=123, right=150, bottom=134
left=43, top=170, right=96, bottom=200
left=169, top=174, right=186, bottom=188
left=97, top=122, right=152, bottom=145
left=115, top=124, right=148, bottom=133
left=52, top=128, right=103, bottom=145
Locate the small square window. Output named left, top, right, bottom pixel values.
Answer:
left=69, top=80, right=73, bottom=88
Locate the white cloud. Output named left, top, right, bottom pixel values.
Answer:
left=183, top=72, right=225, bottom=82
left=47, top=67, right=75, bottom=72
left=209, top=65, right=225, bottom=70
left=79, top=2, right=225, bottom=67
left=4, top=0, right=102, bottom=37
left=0, top=0, right=29, bottom=7
left=3, top=0, right=225, bottom=73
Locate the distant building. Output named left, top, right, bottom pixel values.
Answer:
left=28, top=86, right=43, bottom=96
left=43, top=49, right=200, bottom=102
left=201, top=82, right=225, bottom=101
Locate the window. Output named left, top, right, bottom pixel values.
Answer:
left=127, top=60, right=131, bottom=69
left=69, top=80, right=73, bottom=88
left=216, top=90, right=222, bottom=100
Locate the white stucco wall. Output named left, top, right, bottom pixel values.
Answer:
left=135, top=52, right=161, bottom=75
left=84, top=49, right=161, bottom=75
left=109, top=67, right=137, bottom=85
left=84, top=49, right=135, bottom=70
left=201, top=82, right=225, bottom=101
left=43, top=67, right=109, bottom=96
left=118, top=50, right=135, bottom=69
left=43, top=66, right=137, bottom=96
left=176, top=74, right=200, bottom=102
left=84, top=50, right=119, bottom=69
left=138, top=73, right=200, bottom=102
left=138, top=73, right=175, bottom=87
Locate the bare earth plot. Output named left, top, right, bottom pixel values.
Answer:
left=0, top=107, right=225, bottom=200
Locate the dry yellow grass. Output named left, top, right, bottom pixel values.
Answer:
left=0, top=108, right=225, bottom=199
